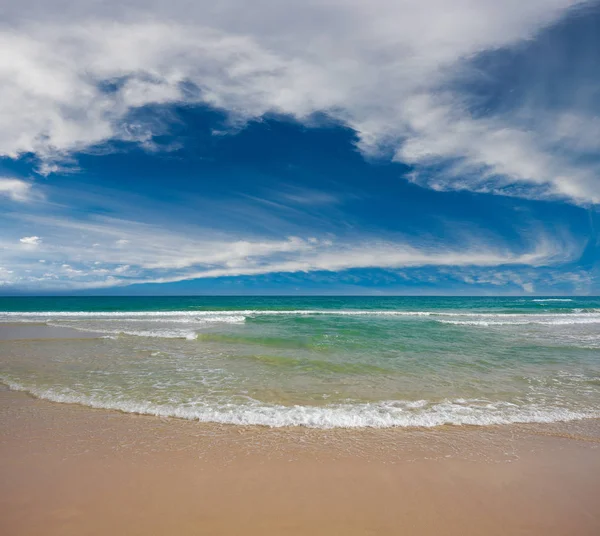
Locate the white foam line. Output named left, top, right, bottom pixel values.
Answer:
left=439, top=318, right=600, bottom=326
left=3, top=379, right=599, bottom=429
left=48, top=326, right=199, bottom=339
left=0, top=309, right=433, bottom=317
left=1, top=310, right=599, bottom=319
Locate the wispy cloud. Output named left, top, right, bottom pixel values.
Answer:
left=0, top=209, right=583, bottom=290
left=440, top=266, right=598, bottom=295
left=274, top=186, right=343, bottom=207
left=399, top=92, right=600, bottom=204
left=0, top=1, right=597, bottom=203
left=0, top=178, right=35, bottom=202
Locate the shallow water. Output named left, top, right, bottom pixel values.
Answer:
left=1, top=296, right=599, bottom=428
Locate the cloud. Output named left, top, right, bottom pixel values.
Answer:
left=0, top=1, right=597, bottom=202
left=0, top=178, right=34, bottom=202
left=275, top=186, right=342, bottom=206
left=19, top=235, right=42, bottom=245
left=0, top=212, right=583, bottom=290
left=399, top=95, right=600, bottom=204
left=458, top=269, right=537, bottom=293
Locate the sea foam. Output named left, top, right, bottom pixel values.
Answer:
left=1, top=309, right=597, bottom=319
left=3, top=379, right=599, bottom=429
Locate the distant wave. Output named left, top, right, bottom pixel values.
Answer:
left=0, top=310, right=265, bottom=318
left=1, top=309, right=596, bottom=319
left=532, top=298, right=574, bottom=303
left=0, top=309, right=441, bottom=318
left=439, top=317, right=600, bottom=326
left=3, top=379, right=599, bottom=429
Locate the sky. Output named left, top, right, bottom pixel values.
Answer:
left=0, top=0, right=599, bottom=295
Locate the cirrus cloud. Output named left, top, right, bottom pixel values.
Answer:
left=0, top=210, right=583, bottom=290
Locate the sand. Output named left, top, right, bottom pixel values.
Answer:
left=1, top=386, right=599, bottom=536
left=0, top=323, right=99, bottom=340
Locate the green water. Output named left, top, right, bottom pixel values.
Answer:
left=1, top=296, right=599, bottom=427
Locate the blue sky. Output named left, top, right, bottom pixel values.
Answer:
left=0, top=0, right=599, bottom=295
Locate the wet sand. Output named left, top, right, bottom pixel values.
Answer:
left=0, top=323, right=99, bottom=340
left=1, top=387, right=599, bottom=536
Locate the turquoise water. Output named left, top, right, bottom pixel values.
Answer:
left=1, top=296, right=599, bottom=428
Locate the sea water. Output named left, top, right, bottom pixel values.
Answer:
left=1, top=296, right=599, bottom=428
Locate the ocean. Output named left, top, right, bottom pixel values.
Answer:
left=1, top=296, right=599, bottom=428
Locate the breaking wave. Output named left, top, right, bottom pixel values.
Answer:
left=439, top=316, right=600, bottom=326
left=2, top=309, right=598, bottom=320
left=4, top=309, right=600, bottom=337
left=3, top=379, right=598, bottom=429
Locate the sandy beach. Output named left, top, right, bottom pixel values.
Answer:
left=1, top=385, right=599, bottom=536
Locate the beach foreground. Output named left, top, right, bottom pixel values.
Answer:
left=1, top=387, right=599, bottom=536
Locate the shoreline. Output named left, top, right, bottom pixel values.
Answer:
left=4, top=380, right=600, bottom=439
left=2, top=387, right=600, bottom=535
left=5, top=376, right=600, bottom=433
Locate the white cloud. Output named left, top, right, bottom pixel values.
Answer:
left=0, top=178, right=34, bottom=202
left=522, top=282, right=535, bottom=293
left=19, top=235, right=42, bottom=245
left=398, top=95, right=600, bottom=204
left=0, top=1, right=597, bottom=202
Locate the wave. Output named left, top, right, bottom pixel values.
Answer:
left=2, top=309, right=598, bottom=319
left=0, top=310, right=259, bottom=318
left=3, top=379, right=599, bottom=429
left=55, top=327, right=201, bottom=340
left=532, top=298, right=574, bottom=302
left=0, top=309, right=442, bottom=319
left=5, top=310, right=600, bottom=338
left=40, top=314, right=246, bottom=339
left=439, top=317, right=600, bottom=326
